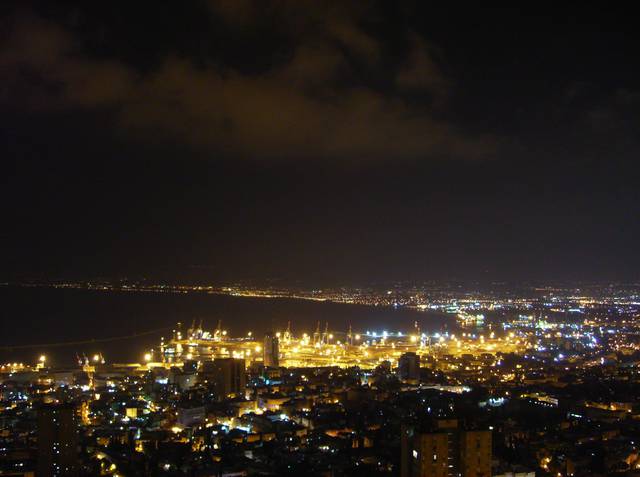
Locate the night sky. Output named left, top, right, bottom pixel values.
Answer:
left=2, top=2, right=639, bottom=284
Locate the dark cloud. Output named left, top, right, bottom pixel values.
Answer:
left=1, top=5, right=495, bottom=161
left=0, top=14, right=135, bottom=109
left=396, top=32, right=447, bottom=98
left=2, top=2, right=639, bottom=283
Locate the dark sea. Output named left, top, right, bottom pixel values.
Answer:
left=0, top=286, right=453, bottom=366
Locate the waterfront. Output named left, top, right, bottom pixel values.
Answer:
left=0, top=285, right=453, bottom=366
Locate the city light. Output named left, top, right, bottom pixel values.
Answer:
left=3, top=282, right=638, bottom=477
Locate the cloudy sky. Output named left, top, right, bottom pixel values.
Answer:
left=2, top=2, right=639, bottom=283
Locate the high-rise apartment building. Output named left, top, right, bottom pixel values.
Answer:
left=398, top=351, right=421, bottom=382
left=37, top=403, right=79, bottom=477
left=201, top=358, right=246, bottom=399
left=263, top=332, right=279, bottom=368
left=401, top=419, right=491, bottom=477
